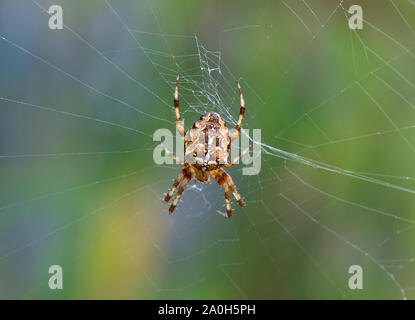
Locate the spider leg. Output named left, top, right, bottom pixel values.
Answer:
left=164, top=168, right=186, bottom=202
left=174, top=72, right=186, bottom=139
left=159, top=141, right=185, bottom=166
left=229, top=81, right=246, bottom=141
left=218, top=168, right=245, bottom=207
left=169, top=172, right=192, bottom=214
left=224, top=143, right=252, bottom=168
left=211, top=170, right=233, bottom=217
left=222, top=183, right=232, bottom=217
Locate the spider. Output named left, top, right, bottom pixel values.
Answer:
left=161, top=73, right=250, bottom=218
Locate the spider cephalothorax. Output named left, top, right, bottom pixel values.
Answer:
left=161, top=73, right=249, bottom=217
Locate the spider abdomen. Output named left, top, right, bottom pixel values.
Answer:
left=185, top=112, right=230, bottom=169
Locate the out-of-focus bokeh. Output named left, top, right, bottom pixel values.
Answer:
left=1, top=0, right=415, bottom=299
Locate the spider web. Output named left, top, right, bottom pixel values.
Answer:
left=1, top=0, right=415, bottom=299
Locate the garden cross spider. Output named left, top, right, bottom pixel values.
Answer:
left=161, top=73, right=250, bottom=217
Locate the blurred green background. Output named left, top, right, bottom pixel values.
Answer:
left=1, top=0, right=415, bottom=299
